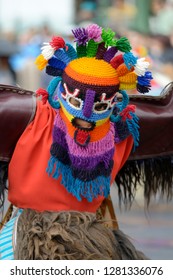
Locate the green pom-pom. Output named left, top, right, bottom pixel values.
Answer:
left=76, top=44, right=87, bottom=58
left=101, top=28, right=116, bottom=48
left=86, top=39, right=98, bottom=57
left=115, top=37, right=132, bottom=53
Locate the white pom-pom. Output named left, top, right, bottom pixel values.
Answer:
left=134, top=58, right=150, bottom=76
left=41, top=44, right=55, bottom=60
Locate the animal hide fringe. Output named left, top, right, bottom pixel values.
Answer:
left=0, top=161, right=8, bottom=209
left=115, top=156, right=173, bottom=208
left=14, top=209, right=147, bottom=260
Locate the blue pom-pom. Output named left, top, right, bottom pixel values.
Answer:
left=137, top=71, right=153, bottom=86
left=123, top=52, right=137, bottom=70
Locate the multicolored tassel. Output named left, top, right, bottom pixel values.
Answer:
left=35, top=36, right=66, bottom=70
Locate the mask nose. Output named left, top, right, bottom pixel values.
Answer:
left=83, top=89, right=95, bottom=118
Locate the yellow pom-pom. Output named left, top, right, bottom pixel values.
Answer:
left=35, top=54, right=48, bottom=70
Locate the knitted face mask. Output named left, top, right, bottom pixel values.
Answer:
left=58, top=56, right=120, bottom=147
left=35, top=24, right=152, bottom=202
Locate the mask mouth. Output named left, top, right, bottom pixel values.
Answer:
left=72, top=117, right=95, bottom=131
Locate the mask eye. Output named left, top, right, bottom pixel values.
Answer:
left=68, top=97, right=82, bottom=109
left=94, top=102, right=109, bottom=112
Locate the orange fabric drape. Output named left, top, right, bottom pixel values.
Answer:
left=8, top=101, right=133, bottom=213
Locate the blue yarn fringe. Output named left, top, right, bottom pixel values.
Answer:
left=126, top=112, right=140, bottom=150
left=47, top=77, right=62, bottom=109
left=110, top=114, right=121, bottom=123
left=118, top=90, right=129, bottom=110
left=110, top=90, right=129, bottom=123
left=46, top=156, right=110, bottom=202
left=110, top=89, right=139, bottom=149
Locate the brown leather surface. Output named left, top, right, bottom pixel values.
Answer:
left=129, top=82, right=173, bottom=160
left=0, top=84, right=36, bottom=162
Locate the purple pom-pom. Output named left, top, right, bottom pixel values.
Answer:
left=72, top=28, right=88, bottom=46
left=86, top=24, right=102, bottom=42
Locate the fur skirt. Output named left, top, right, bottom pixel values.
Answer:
left=14, top=209, right=147, bottom=260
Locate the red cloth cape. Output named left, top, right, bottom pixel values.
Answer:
left=8, top=101, right=133, bottom=213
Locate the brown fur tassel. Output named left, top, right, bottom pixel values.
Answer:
left=14, top=209, right=147, bottom=260
left=0, top=161, right=8, bottom=209
left=115, top=156, right=173, bottom=208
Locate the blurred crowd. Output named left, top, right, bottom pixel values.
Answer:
left=0, top=0, right=173, bottom=93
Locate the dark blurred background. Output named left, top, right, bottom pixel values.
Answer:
left=0, top=0, right=173, bottom=259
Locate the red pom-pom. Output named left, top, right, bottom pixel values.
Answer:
left=49, top=36, right=66, bottom=50
left=36, top=88, right=48, bottom=104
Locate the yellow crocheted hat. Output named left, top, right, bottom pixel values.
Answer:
left=35, top=24, right=152, bottom=96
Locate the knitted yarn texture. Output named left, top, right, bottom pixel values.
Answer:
left=35, top=24, right=152, bottom=202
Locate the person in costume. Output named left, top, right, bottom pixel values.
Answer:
left=0, top=24, right=153, bottom=260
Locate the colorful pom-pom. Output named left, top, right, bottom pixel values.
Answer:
left=35, top=54, right=48, bottom=70
left=136, top=70, right=153, bottom=93
left=115, top=37, right=132, bottom=53
left=101, top=28, right=116, bottom=48
left=41, top=43, right=55, bottom=60
left=123, top=52, right=137, bottom=70
left=49, top=36, right=66, bottom=50
left=134, top=58, right=150, bottom=76
left=36, top=88, right=48, bottom=104
left=86, top=24, right=102, bottom=42
left=137, top=71, right=153, bottom=86
left=72, top=27, right=88, bottom=46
